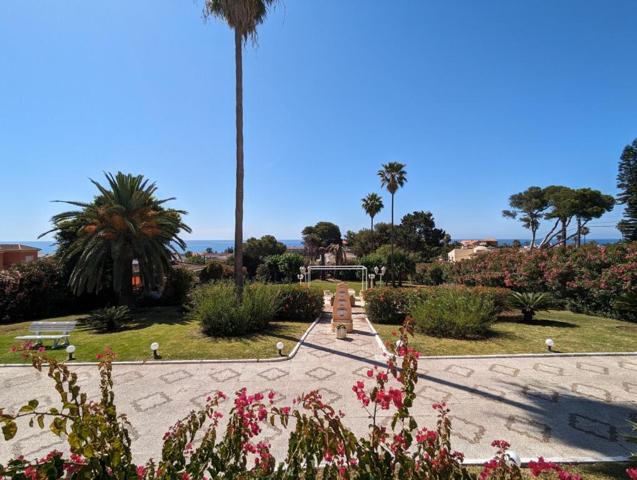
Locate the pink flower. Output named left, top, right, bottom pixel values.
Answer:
left=626, top=468, right=637, bottom=480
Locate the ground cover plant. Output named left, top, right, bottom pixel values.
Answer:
left=3, top=322, right=627, bottom=479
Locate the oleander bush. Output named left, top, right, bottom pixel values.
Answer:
left=0, top=325, right=592, bottom=480
left=161, top=266, right=196, bottom=306
left=446, top=243, right=637, bottom=320
left=0, top=258, right=107, bottom=323
left=274, top=284, right=323, bottom=322
left=363, top=286, right=509, bottom=325
left=190, top=282, right=281, bottom=336
left=411, top=288, right=498, bottom=338
left=199, top=261, right=233, bottom=283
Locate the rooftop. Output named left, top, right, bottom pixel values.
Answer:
left=0, top=244, right=41, bottom=252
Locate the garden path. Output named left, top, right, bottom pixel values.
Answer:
left=1, top=300, right=636, bottom=464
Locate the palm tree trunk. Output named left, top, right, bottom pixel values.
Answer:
left=234, top=29, right=244, bottom=298
left=370, top=216, right=374, bottom=251
left=391, top=192, right=395, bottom=287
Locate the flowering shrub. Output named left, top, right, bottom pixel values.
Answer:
left=273, top=284, right=323, bottom=322
left=363, top=286, right=509, bottom=325
left=447, top=243, right=637, bottom=320
left=0, top=324, right=599, bottom=479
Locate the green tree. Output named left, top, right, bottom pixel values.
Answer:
left=571, top=188, right=615, bottom=247
left=301, top=222, right=342, bottom=266
left=41, top=172, right=190, bottom=306
left=370, top=245, right=416, bottom=286
left=396, top=211, right=447, bottom=261
left=502, top=186, right=548, bottom=249
left=243, top=235, right=286, bottom=276
left=378, top=162, right=407, bottom=286
left=617, top=138, right=637, bottom=240
left=203, top=0, right=278, bottom=295
left=361, top=193, right=384, bottom=251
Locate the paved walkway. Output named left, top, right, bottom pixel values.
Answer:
left=1, top=300, right=636, bottom=464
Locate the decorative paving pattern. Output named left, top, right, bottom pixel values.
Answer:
left=489, top=364, right=519, bottom=377
left=444, top=365, right=474, bottom=378
left=505, top=415, right=551, bottom=442
left=571, top=383, right=612, bottom=402
left=451, top=416, right=486, bottom=444
left=1, top=296, right=636, bottom=464
left=257, top=367, right=288, bottom=382
left=569, top=414, right=618, bottom=442
left=210, top=368, right=241, bottom=382
left=132, top=392, right=172, bottom=412
left=533, top=363, right=564, bottom=376
left=305, top=366, right=336, bottom=380
left=159, top=369, right=193, bottom=384
left=576, top=362, right=609, bottom=375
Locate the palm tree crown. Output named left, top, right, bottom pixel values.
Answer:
left=378, top=162, right=407, bottom=194
left=362, top=193, right=384, bottom=220
left=42, top=172, right=190, bottom=305
left=204, top=0, right=276, bottom=39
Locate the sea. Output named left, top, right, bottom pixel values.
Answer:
left=2, top=238, right=622, bottom=256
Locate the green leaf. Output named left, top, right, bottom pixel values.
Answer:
left=2, top=421, right=17, bottom=440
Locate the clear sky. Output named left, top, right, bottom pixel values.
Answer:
left=1, top=1, right=635, bottom=241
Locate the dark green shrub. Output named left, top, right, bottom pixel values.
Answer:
left=275, top=285, right=323, bottom=322
left=363, top=285, right=509, bottom=324
left=199, top=262, right=225, bottom=283
left=190, top=282, right=280, bottom=336
left=0, top=258, right=103, bottom=323
left=363, top=287, right=422, bottom=324
left=255, top=253, right=305, bottom=283
left=88, top=306, right=132, bottom=332
left=411, top=288, right=497, bottom=338
left=414, top=262, right=450, bottom=285
left=162, top=267, right=195, bottom=306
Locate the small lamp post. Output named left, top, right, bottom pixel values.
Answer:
left=506, top=450, right=522, bottom=467
left=276, top=341, right=285, bottom=356
left=151, top=342, right=160, bottom=359
left=66, top=345, right=76, bottom=361
left=376, top=266, right=386, bottom=286
left=297, top=273, right=305, bottom=285
left=369, top=273, right=376, bottom=288
left=545, top=338, right=554, bottom=352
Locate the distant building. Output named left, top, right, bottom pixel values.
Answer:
left=447, top=241, right=494, bottom=263
left=0, top=244, right=40, bottom=270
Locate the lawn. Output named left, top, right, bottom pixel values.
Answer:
left=0, top=307, right=311, bottom=364
left=466, top=463, right=635, bottom=480
left=374, top=310, right=637, bottom=356
left=310, top=279, right=367, bottom=294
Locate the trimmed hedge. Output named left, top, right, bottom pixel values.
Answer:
left=274, top=285, right=323, bottom=323
left=363, top=285, right=509, bottom=325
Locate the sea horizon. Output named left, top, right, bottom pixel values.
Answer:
left=2, top=238, right=623, bottom=256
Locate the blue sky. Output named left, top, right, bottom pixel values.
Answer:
left=1, top=1, right=635, bottom=241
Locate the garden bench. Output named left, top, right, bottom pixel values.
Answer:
left=15, top=321, right=77, bottom=348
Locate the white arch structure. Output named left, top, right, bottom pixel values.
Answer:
left=305, top=265, right=368, bottom=292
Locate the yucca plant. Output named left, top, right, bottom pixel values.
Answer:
left=88, top=306, right=132, bottom=333
left=508, top=291, right=553, bottom=322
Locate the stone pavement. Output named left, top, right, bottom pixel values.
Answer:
left=1, top=300, right=636, bottom=464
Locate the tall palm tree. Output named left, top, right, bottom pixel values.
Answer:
left=378, top=162, right=407, bottom=287
left=361, top=193, right=384, bottom=251
left=204, top=0, right=278, bottom=297
left=41, top=172, right=190, bottom=306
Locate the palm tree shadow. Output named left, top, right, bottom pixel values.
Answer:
left=76, top=306, right=188, bottom=334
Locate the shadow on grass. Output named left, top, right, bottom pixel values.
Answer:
left=75, top=306, right=187, bottom=334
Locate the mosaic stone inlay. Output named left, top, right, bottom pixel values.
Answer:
left=416, top=385, right=453, bottom=403
left=305, top=366, right=336, bottom=380
left=489, top=364, right=519, bottom=377
left=505, top=415, right=551, bottom=442
left=159, top=369, right=193, bottom=384
left=210, top=368, right=241, bottom=382
left=132, top=392, right=172, bottom=412
left=451, top=416, right=486, bottom=444
left=569, top=414, right=617, bottom=442
left=533, top=363, right=564, bottom=376
left=523, top=383, right=559, bottom=402
left=445, top=365, right=474, bottom=378
left=576, top=362, right=609, bottom=375
left=258, top=367, right=289, bottom=382
left=571, top=383, right=612, bottom=402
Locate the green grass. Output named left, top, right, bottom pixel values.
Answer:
left=466, top=463, right=635, bottom=480
left=310, top=279, right=366, bottom=294
left=0, top=307, right=311, bottom=364
left=374, top=310, right=637, bottom=356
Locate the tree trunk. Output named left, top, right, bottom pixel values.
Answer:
left=391, top=192, right=395, bottom=287
left=370, top=216, right=375, bottom=251
left=561, top=219, right=567, bottom=247
left=118, top=254, right=134, bottom=307
left=234, top=29, right=244, bottom=299
left=530, top=228, right=537, bottom=250
left=576, top=217, right=582, bottom=247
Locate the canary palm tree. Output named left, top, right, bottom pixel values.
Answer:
left=41, top=172, right=190, bottom=306
left=203, top=0, right=278, bottom=297
left=361, top=193, right=384, bottom=251
left=378, top=162, right=407, bottom=287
